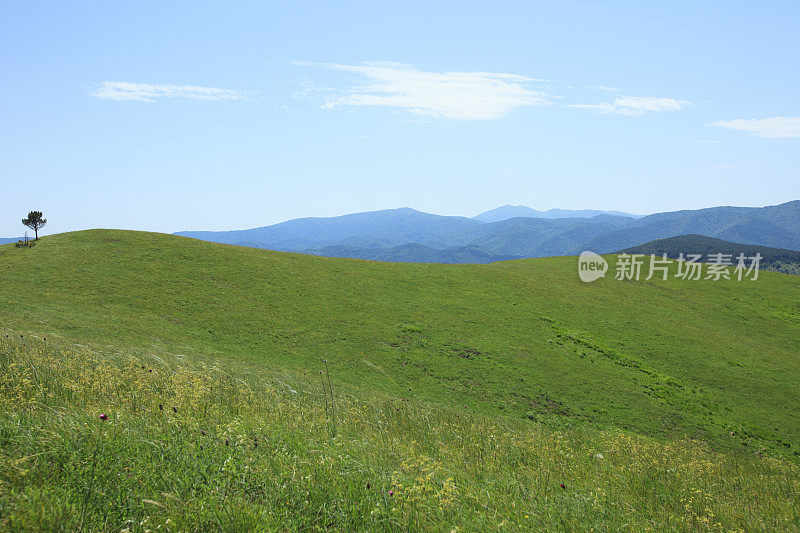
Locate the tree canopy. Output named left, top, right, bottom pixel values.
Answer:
left=22, top=211, right=47, bottom=240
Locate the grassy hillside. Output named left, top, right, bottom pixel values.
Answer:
left=2, top=230, right=800, bottom=529
left=2, top=230, right=800, bottom=456
left=2, top=337, right=798, bottom=531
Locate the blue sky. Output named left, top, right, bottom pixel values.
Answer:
left=1, top=1, right=799, bottom=236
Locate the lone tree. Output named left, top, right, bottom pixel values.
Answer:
left=22, top=211, right=46, bottom=240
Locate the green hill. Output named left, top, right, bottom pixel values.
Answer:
left=1, top=230, right=799, bottom=530
left=2, top=229, right=800, bottom=453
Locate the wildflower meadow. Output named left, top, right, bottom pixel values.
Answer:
left=0, top=335, right=798, bottom=531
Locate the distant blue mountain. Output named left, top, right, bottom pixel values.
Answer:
left=176, top=208, right=481, bottom=250
left=423, top=215, right=636, bottom=257
left=174, top=201, right=800, bottom=262
left=301, top=243, right=520, bottom=264
left=619, top=234, right=800, bottom=275
left=473, top=205, right=642, bottom=223
left=582, top=201, right=800, bottom=253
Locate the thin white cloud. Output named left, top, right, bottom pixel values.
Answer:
left=709, top=117, right=800, bottom=138
left=569, top=96, right=689, bottom=116
left=93, top=81, right=249, bottom=102
left=296, top=61, right=550, bottom=120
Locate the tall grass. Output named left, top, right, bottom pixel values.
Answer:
left=0, top=335, right=798, bottom=531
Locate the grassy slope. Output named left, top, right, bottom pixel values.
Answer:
left=2, top=230, right=800, bottom=459
left=3, top=338, right=798, bottom=531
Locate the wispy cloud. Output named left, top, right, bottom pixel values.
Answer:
left=569, top=96, right=689, bottom=116
left=709, top=117, right=800, bottom=138
left=93, top=82, right=249, bottom=102
left=296, top=61, right=550, bottom=120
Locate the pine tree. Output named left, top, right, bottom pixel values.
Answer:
left=22, top=211, right=47, bottom=240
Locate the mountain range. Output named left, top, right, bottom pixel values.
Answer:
left=176, top=200, right=800, bottom=263
left=473, top=205, right=641, bottom=223
left=620, top=234, right=800, bottom=275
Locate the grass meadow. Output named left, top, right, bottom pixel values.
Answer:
left=1, top=231, right=800, bottom=529
left=1, top=336, right=798, bottom=531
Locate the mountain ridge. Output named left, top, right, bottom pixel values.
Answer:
left=473, top=204, right=642, bottom=222
left=618, top=234, right=800, bottom=275
left=174, top=201, right=800, bottom=262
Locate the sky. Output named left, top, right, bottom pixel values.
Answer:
left=1, top=1, right=799, bottom=236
